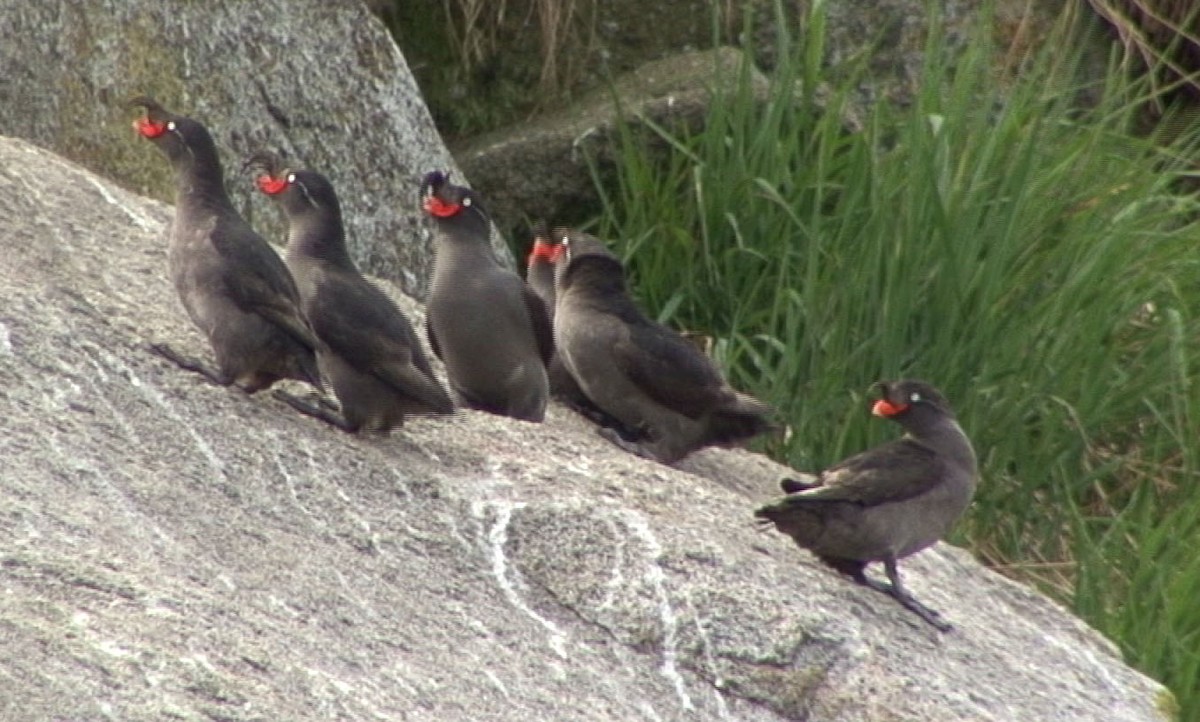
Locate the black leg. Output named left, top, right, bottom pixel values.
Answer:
left=881, top=559, right=952, bottom=632
left=597, top=426, right=667, bottom=462
left=149, top=343, right=230, bottom=387
left=307, top=392, right=340, bottom=412
left=575, top=407, right=644, bottom=442
left=272, top=389, right=357, bottom=433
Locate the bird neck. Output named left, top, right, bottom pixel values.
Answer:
left=525, top=263, right=556, bottom=307
left=171, top=149, right=236, bottom=214
left=561, top=257, right=630, bottom=302
left=285, top=214, right=355, bottom=269
left=432, top=206, right=492, bottom=244
left=432, top=221, right=503, bottom=272
left=906, top=413, right=977, bottom=473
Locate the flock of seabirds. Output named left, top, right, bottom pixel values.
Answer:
left=128, top=96, right=979, bottom=632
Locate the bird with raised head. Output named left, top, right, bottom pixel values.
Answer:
left=248, top=151, right=453, bottom=432
left=420, top=171, right=551, bottom=422
left=756, top=379, right=978, bottom=632
left=128, top=96, right=319, bottom=393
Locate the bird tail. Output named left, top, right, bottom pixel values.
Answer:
left=780, top=476, right=819, bottom=493
left=754, top=495, right=824, bottom=547
left=706, top=392, right=777, bottom=446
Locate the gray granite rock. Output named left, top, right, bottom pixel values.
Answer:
left=0, top=0, right=509, bottom=299
left=0, top=135, right=1172, bottom=721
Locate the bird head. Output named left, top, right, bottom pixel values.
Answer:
left=554, top=227, right=620, bottom=267
left=127, top=96, right=211, bottom=166
left=552, top=227, right=627, bottom=294
left=420, top=170, right=486, bottom=220
left=245, top=150, right=289, bottom=193
left=127, top=96, right=172, bottom=139
left=871, top=379, right=953, bottom=420
left=245, top=150, right=338, bottom=218
left=527, top=220, right=565, bottom=269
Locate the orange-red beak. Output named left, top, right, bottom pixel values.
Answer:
left=872, top=399, right=910, bottom=417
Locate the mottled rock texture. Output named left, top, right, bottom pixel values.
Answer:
left=0, top=135, right=1172, bottom=721
left=0, top=0, right=508, bottom=299
left=456, top=47, right=769, bottom=235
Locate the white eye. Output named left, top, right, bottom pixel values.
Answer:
left=910, top=392, right=922, bottom=402
left=462, top=196, right=472, bottom=207
left=166, top=121, right=176, bottom=131
left=286, top=173, right=295, bottom=183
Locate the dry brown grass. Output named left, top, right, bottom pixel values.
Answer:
left=441, top=0, right=597, bottom=95
left=1087, top=0, right=1200, bottom=107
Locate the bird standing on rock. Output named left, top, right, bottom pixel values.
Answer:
left=420, top=171, right=552, bottom=422
left=128, top=97, right=320, bottom=393
left=755, top=380, right=978, bottom=632
left=249, top=152, right=453, bottom=432
left=550, top=227, right=775, bottom=464
left=525, top=222, right=627, bottom=426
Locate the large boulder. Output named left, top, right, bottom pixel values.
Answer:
left=0, top=135, right=1172, bottom=721
left=0, top=0, right=508, bottom=298
left=408, top=0, right=1098, bottom=237
left=456, top=47, right=769, bottom=235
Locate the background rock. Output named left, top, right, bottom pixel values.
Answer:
left=388, top=0, right=1078, bottom=137
left=410, top=0, right=1092, bottom=241
left=0, top=0, right=510, bottom=299
left=456, top=47, right=768, bottom=236
left=0, top=135, right=1172, bottom=721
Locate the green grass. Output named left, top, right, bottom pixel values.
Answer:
left=589, top=3, right=1200, bottom=718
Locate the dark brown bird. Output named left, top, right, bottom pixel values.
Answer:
left=129, top=97, right=319, bottom=392
left=525, top=223, right=634, bottom=434
left=249, top=152, right=453, bottom=432
left=550, top=227, right=774, bottom=463
left=524, top=222, right=560, bottom=317
left=756, top=380, right=978, bottom=632
left=420, top=171, right=551, bottom=422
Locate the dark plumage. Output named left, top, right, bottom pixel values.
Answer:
left=524, top=222, right=559, bottom=323
left=550, top=227, right=774, bottom=463
left=249, top=151, right=453, bottom=432
left=525, top=223, right=635, bottom=435
left=129, top=97, right=319, bottom=392
left=756, top=380, right=978, bottom=632
left=524, top=222, right=579, bottom=399
left=420, top=171, right=551, bottom=422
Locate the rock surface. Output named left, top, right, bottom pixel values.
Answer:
left=0, top=0, right=508, bottom=299
left=456, top=47, right=769, bottom=235
left=0, top=135, right=1172, bottom=721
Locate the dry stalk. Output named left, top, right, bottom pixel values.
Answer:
left=1086, top=0, right=1200, bottom=109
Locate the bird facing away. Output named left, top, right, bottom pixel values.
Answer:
left=755, top=380, right=978, bottom=632
left=248, top=151, right=453, bottom=432
left=525, top=223, right=637, bottom=435
left=420, top=171, right=552, bottom=422
left=128, top=96, right=319, bottom=393
left=550, top=227, right=775, bottom=464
